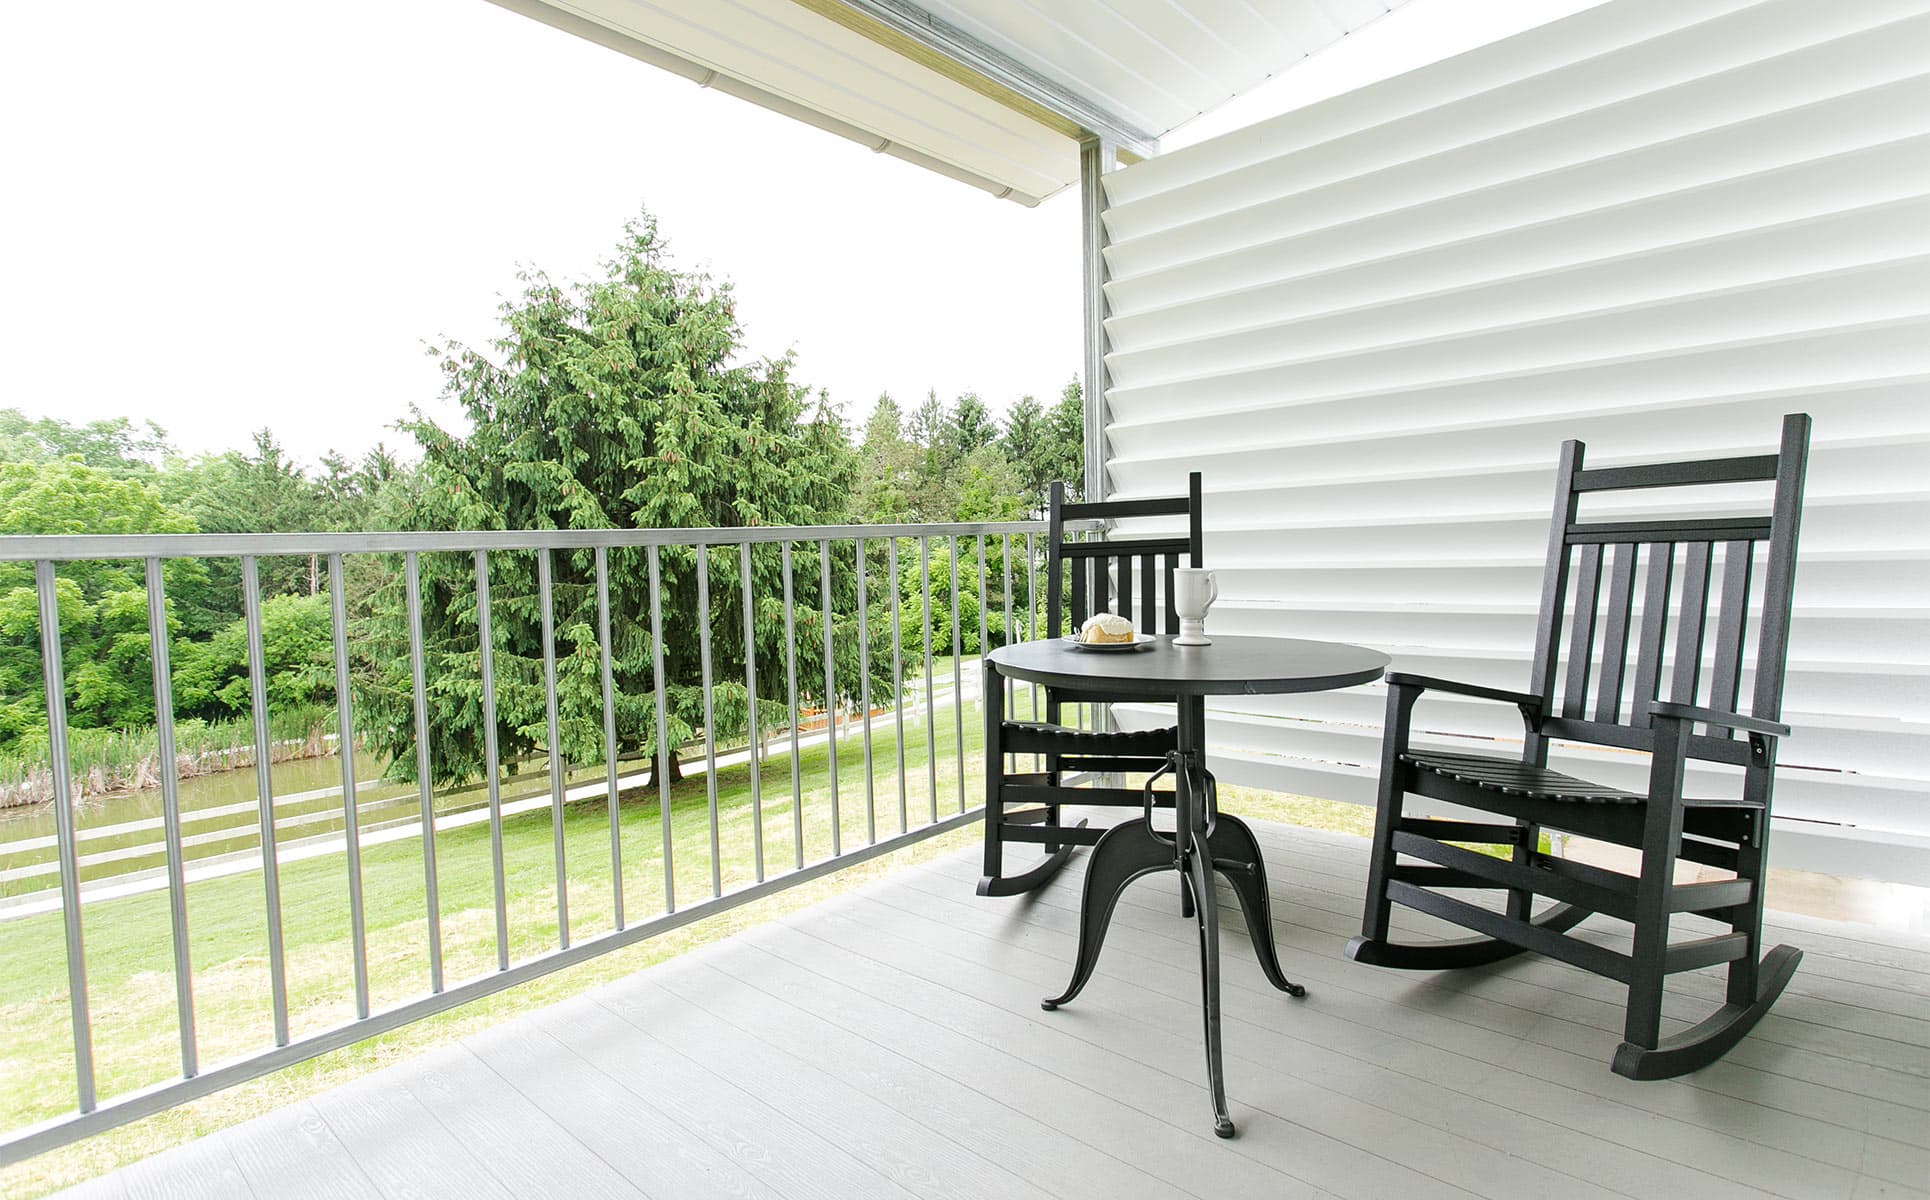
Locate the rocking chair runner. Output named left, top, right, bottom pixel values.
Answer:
left=978, top=473, right=1202, bottom=898
left=1346, top=413, right=1811, bottom=1080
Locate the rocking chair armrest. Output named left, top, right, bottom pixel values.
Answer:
left=1648, top=701, right=1790, bottom=739
left=1385, top=672, right=1544, bottom=713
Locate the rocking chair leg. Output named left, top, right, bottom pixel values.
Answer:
left=1727, top=808, right=1768, bottom=1006
left=1613, top=944, right=1802, bottom=1080
left=1358, top=684, right=1419, bottom=945
left=1623, top=723, right=1692, bottom=1057
left=977, top=832, right=1084, bottom=897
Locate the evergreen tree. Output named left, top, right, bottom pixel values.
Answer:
left=1043, top=377, right=1088, bottom=502
left=856, top=394, right=920, bottom=522
left=948, top=392, right=997, bottom=459
left=355, top=211, right=860, bottom=787
left=1000, top=393, right=1051, bottom=514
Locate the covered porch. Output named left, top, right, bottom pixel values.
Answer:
left=4, top=0, right=1927, bottom=1193
left=54, top=815, right=1930, bottom=1200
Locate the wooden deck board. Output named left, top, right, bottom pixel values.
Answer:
left=57, top=819, right=1930, bottom=1200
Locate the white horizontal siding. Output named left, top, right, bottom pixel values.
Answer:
left=1096, top=0, right=1930, bottom=881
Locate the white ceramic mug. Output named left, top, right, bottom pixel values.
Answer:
left=1173, top=567, right=1217, bottom=645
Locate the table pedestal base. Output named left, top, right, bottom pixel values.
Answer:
left=1040, top=749, right=1305, bottom=1137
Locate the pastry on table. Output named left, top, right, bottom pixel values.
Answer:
left=1078, top=611, right=1137, bottom=644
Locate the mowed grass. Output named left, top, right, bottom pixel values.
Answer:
left=0, top=678, right=1387, bottom=1199
left=0, top=684, right=1032, bottom=1199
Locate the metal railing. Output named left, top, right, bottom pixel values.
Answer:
left=0, top=519, right=1045, bottom=1163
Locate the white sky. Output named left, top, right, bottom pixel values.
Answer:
left=0, top=0, right=1588, bottom=465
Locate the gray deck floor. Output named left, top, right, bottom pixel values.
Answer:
left=59, top=818, right=1930, bottom=1200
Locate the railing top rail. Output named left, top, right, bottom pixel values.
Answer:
left=0, top=520, right=1047, bottom=562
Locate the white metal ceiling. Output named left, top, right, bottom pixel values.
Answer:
left=490, top=0, right=1405, bottom=203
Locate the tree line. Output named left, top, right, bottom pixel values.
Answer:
left=0, top=211, right=1084, bottom=787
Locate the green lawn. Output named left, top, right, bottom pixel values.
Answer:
left=0, top=681, right=1397, bottom=1199
left=0, top=686, right=1034, bottom=1198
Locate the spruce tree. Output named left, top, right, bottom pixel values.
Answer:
left=356, top=211, right=859, bottom=787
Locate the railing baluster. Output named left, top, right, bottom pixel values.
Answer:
left=144, top=558, right=197, bottom=1077
left=922, top=537, right=936, bottom=824
left=951, top=535, right=964, bottom=813
left=473, top=550, right=509, bottom=971
left=977, top=533, right=989, bottom=680
left=741, top=542, right=764, bottom=882
left=36, top=560, right=95, bottom=1109
left=647, top=544, right=674, bottom=913
left=1028, top=532, right=1040, bottom=732
left=782, top=543, right=803, bottom=869
left=1002, top=535, right=1013, bottom=718
left=595, top=547, right=623, bottom=931
left=888, top=537, right=906, bottom=835
left=820, top=540, right=841, bottom=856
left=404, top=552, right=443, bottom=991
left=0, top=520, right=1050, bottom=1161
left=538, top=549, right=569, bottom=949
left=327, top=554, right=370, bottom=1018
left=240, top=555, right=290, bottom=1042
left=696, top=545, right=721, bottom=897
left=857, top=537, right=875, bottom=844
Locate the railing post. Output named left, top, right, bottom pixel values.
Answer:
left=241, top=555, right=291, bottom=1041
left=648, top=544, right=675, bottom=913
left=328, top=553, right=370, bottom=1016
left=595, top=546, right=624, bottom=931
left=35, top=560, right=95, bottom=1111
left=404, top=551, right=444, bottom=991
left=538, top=549, right=570, bottom=949
left=782, top=542, right=803, bottom=870
left=741, top=541, right=764, bottom=882
left=697, top=544, right=721, bottom=898
left=474, top=550, right=510, bottom=972
left=820, top=540, right=841, bottom=856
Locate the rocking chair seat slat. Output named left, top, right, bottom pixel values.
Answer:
left=999, top=720, right=1177, bottom=757
left=1403, top=750, right=1641, bottom=803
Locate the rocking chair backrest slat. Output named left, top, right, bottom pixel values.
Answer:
left=1629, top=544, right=1674, bottom=730
left=1671, top=541, right=1714, bottom=710
left=1528, top=413, right=1811, bottom=764
left=1046, top=473, right=1204, bottom=638
left=1562, top=544, right=1603, bottom=721
left=1593, top=543, right=1638, bottom=723
left=1709, top=541, right=1755, bottom=716
left=1067, top=521, right=1087, bottom=637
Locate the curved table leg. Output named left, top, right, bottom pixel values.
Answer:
left=1208, top=814, right=1306, bottom=997
left=1185, top=827, right=1236, bottom=1138
left=1042, top=820, right=1175, bottom=1011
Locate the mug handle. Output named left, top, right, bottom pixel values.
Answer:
left=1206, top=573, right=1218, bottom=606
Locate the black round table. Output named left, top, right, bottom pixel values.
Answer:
left=985, top=634, right=1389, bottom=1137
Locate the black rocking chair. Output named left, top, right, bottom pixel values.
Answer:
left=978, top=473, right=1203, bottom=898
left=1346, top=413, right=1811, bottom=1080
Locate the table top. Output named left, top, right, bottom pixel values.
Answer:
left=987, top=634, right=1389, bottom=698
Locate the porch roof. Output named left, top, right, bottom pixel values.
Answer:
left=486, top=0, right=1408, bottom=204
